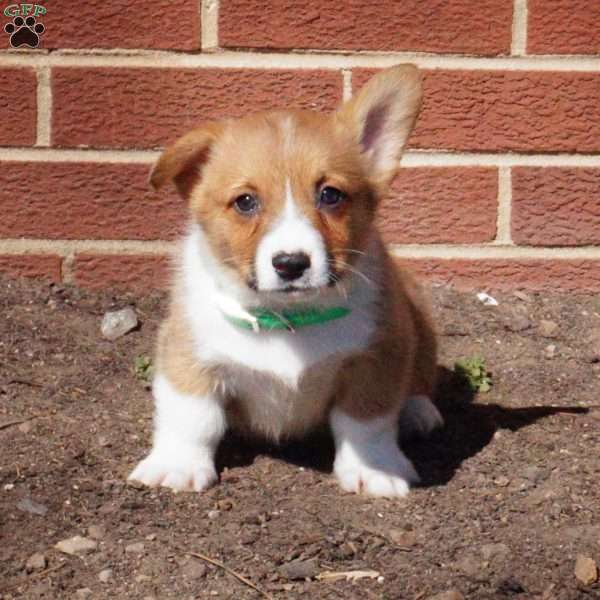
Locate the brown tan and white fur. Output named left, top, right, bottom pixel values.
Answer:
left=129, top=65, right=443, bottom=498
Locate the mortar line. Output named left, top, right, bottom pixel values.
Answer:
left=390, top=245, right=600, bottom=260
left=511, top=0, right=528, bottom=56
left=201, top=0, right=219, bottom=51
left=495, top=167, right=513, bottom=244
left=35, top=65, right=51, bottom=146
left=3, top=147, right=600, bottom=168
left=2, top=51, right=600, bottom=71
left=61, top=253, right=75, bottom=284
left=0, top=239, right=176, bottom=256
left=341, top=69, right=352, bottom=101
left=2, top=239, right=600, bottom=260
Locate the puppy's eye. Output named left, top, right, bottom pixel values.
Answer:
left=318, top=186, right=346, bottom=209
left=233, top=194, right=260, bottom=215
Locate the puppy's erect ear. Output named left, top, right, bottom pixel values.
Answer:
left=338, top=64, right=422, bottom=190
left=150, top=122, right=224, bottom=199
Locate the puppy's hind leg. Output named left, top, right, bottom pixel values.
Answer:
left=399, top=394, right=444, bottom=440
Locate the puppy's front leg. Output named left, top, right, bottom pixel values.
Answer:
left=129, top=374, right=226, bottom=492
left=330, top=407, right=419, bottom=498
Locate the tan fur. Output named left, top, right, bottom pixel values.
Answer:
left=152, top=64, right=435, bottom=434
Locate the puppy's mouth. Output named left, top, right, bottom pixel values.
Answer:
left=247, top=272, right=339, bottom=294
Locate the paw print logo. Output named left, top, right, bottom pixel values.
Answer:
left=4, top=16, right=45, bottom=48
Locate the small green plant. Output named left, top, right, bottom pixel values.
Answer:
left=134, top=354, right=154, bottom=386
left=454, top=356, right=492, bottom=393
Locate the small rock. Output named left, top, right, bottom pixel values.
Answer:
left=504, top=313, right=532, bottom=333
left=88, top=525, right=106, bottom=540
left=98, top=568, right=113, bottom=583
left=136, top=574, right=152, bottom=583
left=240, top=529, right=259, bottom=545
left=443, top=322, right=471, bottom=336
left=216, top=499, right=233, bottom=511
left=55, top=536, right=97, bottom=556
left=17, top=497, right=48, bottom=516
left=181, top=560, right=207, bottom=580
left=494, top=476, right=510, bottom=487
left=544, top=344, right=556, bottom=359
left=452, top=555, right=482, bottom=579
left=388, top=528, right=417, bottom=548
left=575, top=555, right=598, bottom=586
left=145, top=533, right=156, bottom=541
left=25, top=552, right=47, bottom=572
left=279, top=558, right=319, bottom=580
left=75, top=588, right=93, bottom=599
left=207, top=510, right=220, bottom=520
left=427, top=591, right=465, bottom=600
left=476, top=292, right=498, bottom=306
left=480, top=543, right=509, bottom=562
left=539, top=320, right=559, bottom=338
left=101, top=307, right=138, bottom=341
left=18, top=421, right=32, bottom=434
left=522, top=466, right=544, bottom=483
left=513, top=291, right=533, bottom=303
left=125, top=542, right=145, bottom=555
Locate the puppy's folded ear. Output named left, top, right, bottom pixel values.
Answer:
left=150, top=122, right=224, bottom=199
left=337, top=64, right=422, bottom=191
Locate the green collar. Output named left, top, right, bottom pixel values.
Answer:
left=223, top=305, right=351, bottom=332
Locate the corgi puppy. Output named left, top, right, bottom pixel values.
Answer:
left=129, top=65, right=443, bottom=498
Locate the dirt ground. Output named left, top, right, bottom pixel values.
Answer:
left=1, top=274, right=599, bottom=600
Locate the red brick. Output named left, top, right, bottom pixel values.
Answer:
left=512, top=168, right=600, bottom=247
left=399, top=259, right=600, bottom=292
left=0, top=255, right=62, bottom=281
left=73, top=254, right=170, bottom=291
left=36, top=1, right=199, bottom=50
left=528, top=0, right=600, bottom=55
left=219, top=0, right=512, bottom=55
left=0, top=162, right=186, bottom=240
left=52, top=68, right=342, bottom=149
left=379, top=168, right=497, bottom=244
left=354, top=69, right=600, bottom=153
left=0, top=68, right=36, bottom=146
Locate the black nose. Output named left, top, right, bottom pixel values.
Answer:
left=272, top=252, right=311, bottom=281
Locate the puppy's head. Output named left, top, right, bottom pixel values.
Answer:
left=151, top=65, right=422, bottom=299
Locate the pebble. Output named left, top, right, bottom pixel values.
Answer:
left=279, top=558, right=319, bottom=580
left=480, top=543, right=509, bottom=562
left=17, top=497, right=48, bottom=516
left=452, top=555, right=483, bottom=579
left=427, top=591, right=465, bottom=600
left=513, top=291, right=533, bottom=303
left=207, top=510, right=220, bottom=520
left=539, top=320, right=559, bottom=338
left=18, top=421, right=32, bottom=434
left=181, top=560, right=208, bottom=580
left=575, top=555, right=598, bottom=585
left=504, top=313, right=532, bottom=333
left=55, top=536, right=98, bottom=556
left=98, top=568, right=113, bottom=583
left=100, top=307, right=138, bottom=341
left=388, top=528, right=417, bottom=548
left=125, top=542, right=145, bottom=554
left=88, top=524, right=106, bottom=540
left=25, top=552, right=47, bottom=572
left=75, top=588, right=93, bottom=599
left=544, top=344, right=557, bottom=359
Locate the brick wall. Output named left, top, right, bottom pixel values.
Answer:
left=1, top=0, right=600, bottom=292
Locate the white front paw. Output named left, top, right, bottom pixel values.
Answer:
left=128, top=446, right=217, bottom=492
left=334, top=448, right=419, bottom=498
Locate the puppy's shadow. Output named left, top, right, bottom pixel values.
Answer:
left=215, top=366, right=588, bottom=487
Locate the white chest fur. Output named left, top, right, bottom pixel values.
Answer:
left=179, top=227, right=380, bottom=437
